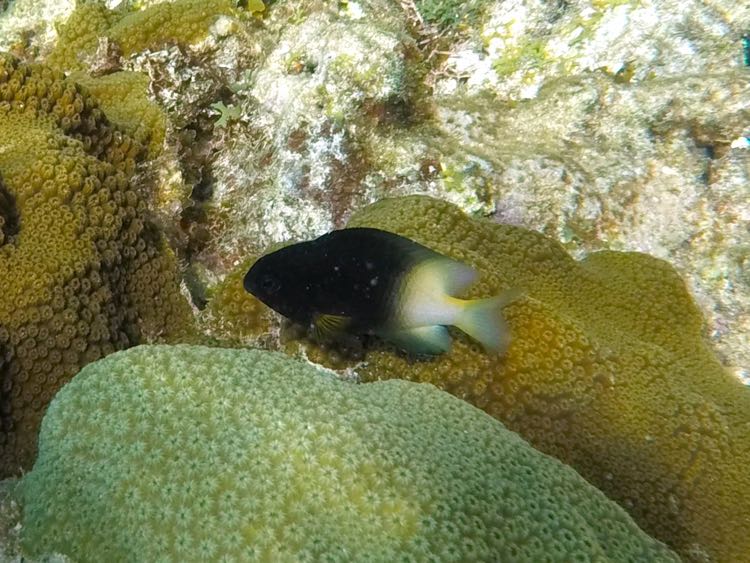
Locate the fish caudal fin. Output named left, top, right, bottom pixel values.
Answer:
left=454, top=289, right=522, bottom=354
left=379, top=325, right=452, bottom=355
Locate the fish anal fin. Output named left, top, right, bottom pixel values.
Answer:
left=379, top=325, right=452, bottom=356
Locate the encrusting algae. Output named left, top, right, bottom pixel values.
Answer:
left=0, top=53, right=194, bottom=478
left=339, top=195, right=750, bottom=562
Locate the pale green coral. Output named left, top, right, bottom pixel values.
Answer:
left=21, top=344, right=678, bottom=562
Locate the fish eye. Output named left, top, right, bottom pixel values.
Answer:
left=259, top=274, right=280, bottom=294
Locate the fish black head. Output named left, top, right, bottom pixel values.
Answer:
left=243, top=246, right=312, bottom=323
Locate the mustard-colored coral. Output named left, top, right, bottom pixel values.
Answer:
left=44, top=2, right=115, bottom=73
left=46, top=0, right=242, bottom=72
left=21, top=344, right=679, bottom=561
left=0, top=53, right=193, bottom=477
left=345, top=195, right=750, bottom=562
left=74, top=71, right=166, bottom=157
left=200, top=255, right=275, bottom=346
left=108, top=0, right=239, bottom=56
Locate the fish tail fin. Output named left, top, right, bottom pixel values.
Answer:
left=454, top=288, right=522, bottom=354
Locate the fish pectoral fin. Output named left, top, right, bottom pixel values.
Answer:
left=311, top=313, right=352, bottom=340
left=379, top=325, right=452, bottom=356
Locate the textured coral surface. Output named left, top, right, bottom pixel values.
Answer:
left=0, top=54, right=192, bottom=477
left=21, top=344, right=678, bottom=562
left=199, top=255, right=275, bottom=346
left=346, top=195, right=750, bottom=562
left=45, top=0, right=240, bottom=72
left=0, top=0, right=747, bottom=559
left=73, top=71, right=167, bottom=157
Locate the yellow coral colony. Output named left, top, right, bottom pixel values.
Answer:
left=46, top=0, right=242, bottom=73
left=347, top=195, right=750, bottom=562
left=0, top=54, right=192, bottom=477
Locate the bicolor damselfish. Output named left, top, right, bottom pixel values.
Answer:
left=244, top=227, right=519, bottom=355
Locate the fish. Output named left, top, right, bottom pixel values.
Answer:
left=243, top=227, right=520, bottom=355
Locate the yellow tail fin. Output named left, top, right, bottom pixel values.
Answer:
left=454, top=289, right=522, bottom=354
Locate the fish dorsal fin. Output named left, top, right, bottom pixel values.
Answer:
left=311, top=313, right=351, bottom=340
left=430, top=257, right=478, bottom=295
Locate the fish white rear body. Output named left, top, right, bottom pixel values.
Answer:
left=381, top=257, right=520, bottom=355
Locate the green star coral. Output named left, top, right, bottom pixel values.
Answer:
left=0, top=53, right=193, bottom=477
left=345, top=195, right=750, bottom=562
left=46, top=0, right=246, bottom=73
left=21, top=344, right=678, bottom=562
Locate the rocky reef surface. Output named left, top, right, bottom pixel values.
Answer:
left=4, top=0, right=747, bottom=377
left=0, top=0, right=749, bottom=561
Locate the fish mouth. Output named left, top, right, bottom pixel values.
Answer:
left=242, top=269, right=255, bottom=293
left=243, top=260, right=262, bottom=294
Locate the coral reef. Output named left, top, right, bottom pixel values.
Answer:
left=44, top=0, right=243, bottom=72
left=0, top=0, right=76, bottom=59
left=204, top=6, right=431, bottom=270
left=39, top=0, right=265, bottom=227
left=198, top=254, right=275, bottom=347
left=21, top=344, right=678, bottom=561
left=0, top=475, right=71, bottom=562
left=199, top=0, right=750, bottom=379
left=0, top=0, right=747, bottom=558
left=0, top=53, right=193, bottom=477
left=344, top=195, right=750, bottom=562
left=433, top=71, right=750, bottom=382
left=419, top=0, right=750, bottom=377
left=73, top=71, right=166, bottom=157
left=435, top=0, right=749, bottom=100
left=5, top=0, right=745, bottom=376
left=1, top=0, right=748, bottom=381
